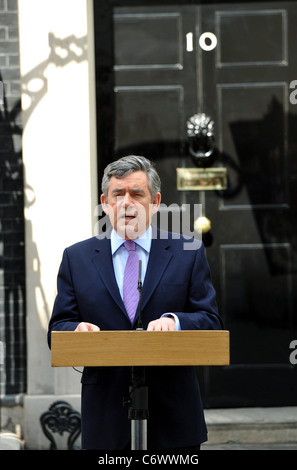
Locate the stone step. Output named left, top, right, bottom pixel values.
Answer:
left=2, top=406, right=297, bottom=450
left=0, top=431, right=23, bottom=450
left=203, top=407, right=297, bottom=446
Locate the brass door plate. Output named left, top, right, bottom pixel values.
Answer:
left=177, top=167, right=227, bottom=190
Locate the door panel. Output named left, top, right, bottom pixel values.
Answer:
left=94, top=1, right=297, bottom=407
left=216, top=9, right=287, bottom=67
left=114, top=12, right=183, bottom=67
left=218, top=83, right=287, bottom=207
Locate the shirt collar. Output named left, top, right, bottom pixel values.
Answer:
left=111, top=226, right=152, bottom=255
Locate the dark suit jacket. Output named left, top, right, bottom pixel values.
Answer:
left=48, top=228, right=223, bottom=450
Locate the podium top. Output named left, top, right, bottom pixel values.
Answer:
left=51, top=330, right=229, bottom=367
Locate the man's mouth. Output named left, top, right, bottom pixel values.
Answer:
left=121, top=214, right=137, bottom=226
left=122, top=213, right=136, bottom=219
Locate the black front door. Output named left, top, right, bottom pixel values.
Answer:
left=93, top=0, right=297, bottom=407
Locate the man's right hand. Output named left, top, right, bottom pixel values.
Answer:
left=74, top=322, right=100, bottom=332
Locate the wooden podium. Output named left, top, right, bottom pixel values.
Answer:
left=51, top=330, right=229, bottom=449
left=51, top=330, right=229, bottom=367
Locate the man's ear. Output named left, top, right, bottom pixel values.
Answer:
left=100, top=194, right=109, bottom=215
left=151, top=192, right=161, bottom=215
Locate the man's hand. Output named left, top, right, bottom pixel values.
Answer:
left=74, top=322, right=100, bottom=332
left=147, top=317, right=177, bottom=331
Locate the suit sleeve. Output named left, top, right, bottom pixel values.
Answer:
left=174, top=243, right=223, bottom=331
left=47, top=248, right=81, bottom=347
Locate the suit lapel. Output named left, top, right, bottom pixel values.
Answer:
left=91, top=236, right=127, bottom=316
left=140, top=234, right=173, bottom=311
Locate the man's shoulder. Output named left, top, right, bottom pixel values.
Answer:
left=65, top=234, right=110, bottom=253
left=152, top=226, right=203, bottom=252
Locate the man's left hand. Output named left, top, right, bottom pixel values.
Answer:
left=147, top=317, right=177, bottom=331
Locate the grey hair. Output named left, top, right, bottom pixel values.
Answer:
left=101, top=155, right=161, bottom=199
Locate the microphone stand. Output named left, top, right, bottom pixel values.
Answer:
left=127, top=260, right=149, bottom=450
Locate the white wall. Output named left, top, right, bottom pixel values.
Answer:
left=18, top=0, right=97, bottom=448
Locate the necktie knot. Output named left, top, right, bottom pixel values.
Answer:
left=124, top=240, right=136, bottom=252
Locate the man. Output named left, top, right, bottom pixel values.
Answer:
left=48, top=155, right=223, bottom=450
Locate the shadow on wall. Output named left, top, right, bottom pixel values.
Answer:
left=0, top=33, right=87, bottom=397
left=21, top=33, right=87, bottom=126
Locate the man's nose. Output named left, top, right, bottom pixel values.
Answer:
left=123, top=192, right=133, bottom=206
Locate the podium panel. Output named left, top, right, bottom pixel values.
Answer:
left=51, top=330, right=229, bottom=367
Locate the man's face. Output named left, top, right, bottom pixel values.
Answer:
left=101, top=171, right=161, bottom=240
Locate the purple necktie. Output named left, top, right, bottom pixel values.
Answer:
left=123, top=241, right=139, bottom=323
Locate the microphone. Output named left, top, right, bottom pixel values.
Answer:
left=137, top=260, right=143, bottom=330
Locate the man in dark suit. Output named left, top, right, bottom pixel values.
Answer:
left=48, top=155, right=223, bottom=450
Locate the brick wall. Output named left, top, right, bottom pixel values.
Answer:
left=0, top=0, right=26, bottom=396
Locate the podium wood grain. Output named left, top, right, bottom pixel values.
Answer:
left=51, top=330, right=229, bottom=367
